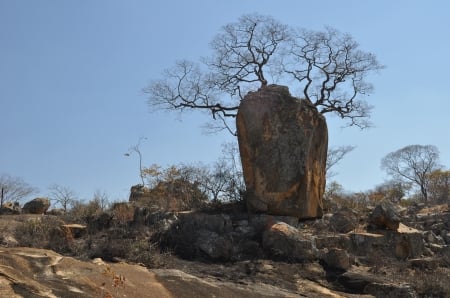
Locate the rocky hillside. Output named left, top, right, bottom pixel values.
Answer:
left=0, top=201, right=449, bottom=297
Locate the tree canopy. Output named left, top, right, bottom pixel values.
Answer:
left=144, top=13, right=383, bottom=134
left=381, top=144, right=441, bottom=202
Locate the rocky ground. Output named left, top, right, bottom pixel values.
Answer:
left=0, top=201, right=449, bottom=297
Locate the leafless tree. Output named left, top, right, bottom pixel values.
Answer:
left=125, top=137, right=147, bottom=186
left=48, top=184, right=77, bottom=212
left=282, top=27, right=382, bottom=128
left=381, top=145, right=441, bottom=202
left=144, top=13, right=383, bottom=134
left=0, top=174, right=37, bottom=206
left=92, top=189, right=110, bottom=211
left=326, top=145, right=356, bottom=178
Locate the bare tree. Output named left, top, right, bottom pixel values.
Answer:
left=282, top=27, right=382, bottom=128
left=125, top=137, right=147, bottom=186
left=0, top=174, right=37, bottom=207
left=326, top=145, right=356, bottom=178
left=381, top=145, right=441, bottom=202
left=48, top=184, right=77, bottom=212
left=92, top=189, right=110, bottom=211
left=144, top=13, right=383, bottom=134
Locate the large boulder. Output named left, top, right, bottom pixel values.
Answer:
left=237, top=85, right=328, bottom=219
left=262, top=222, right=314, bottom=262
left=368, top=200, right=402, bottom=230
left=22, top=197, right=50, bottom=214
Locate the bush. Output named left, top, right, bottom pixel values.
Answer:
left=14, top=216, right=70, bottom=253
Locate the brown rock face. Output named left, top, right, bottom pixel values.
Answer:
left=237, top=85, right=328, bottom=219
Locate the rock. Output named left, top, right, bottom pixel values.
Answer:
left=337, top=271, right=416, bottom=297
left=443, top=231, right=450, bottom=244
left=423, top=230, right=445, bottom=245
left=196, top=230, right=232, bottom=260
left=329, top=209, right=357, bottom=233
left=0, top=247, right=306, bottom=298
left=262, top=222, right=314, bottom=261
left=129, top=184, right=148, bottom=202
left=364, top=283, right=417, bottom=298
left=62, top=224, right=87, bottom=239
left=237, top=85, right=328, bottom=219
left=313, top=235, right=351, bottom=250
left=368, top=200, right=401, bottom=230
left=0, top=202, right=20, bottom=215
left=409, top=258, right=439, bottom=270
left=22, top=197, right=50, bottom=214
left=376, top=224, right=424, bottom=260
left=322, top=248, right=351, bottom=270
left=349, top=232, right=386, bottom=260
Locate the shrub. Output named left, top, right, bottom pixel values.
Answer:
left=14, top=216, right=70, bottom=252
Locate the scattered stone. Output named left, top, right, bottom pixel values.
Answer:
left=262, top=222, right=314, bottom=261
left=237, top=85, right=328, bottom=219
left=313, top=235, right=351, bottom=251
left=349, top=232, right=385, bottom=257
left=423, top=230, right=445, bottom=245
left=62, top=224, right=87, bottom=239
left=322, top=248, right=351, bottom=270
left=22, top=197, right=50, bottom=214
left=409, top=258, right=439, bottom=270
left=364, top=282, right=417, bottom=298
left=329, top=209, right=357, bottom=233
left=196, top=230, right=232, bottom=260
left=368, top=200, right=401, bottom=230
left=0, top=202, right=20, bottom=215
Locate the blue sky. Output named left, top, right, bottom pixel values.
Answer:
left=1, top=0, right=449, bottom=202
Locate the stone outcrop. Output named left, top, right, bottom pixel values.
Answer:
left=368, top=200, right=402, bottom=230
left=22, top=197, right=50, bottom=214
left=0, top=247, right=303, bottom=298
left=237, top=85, right=328, bottom=219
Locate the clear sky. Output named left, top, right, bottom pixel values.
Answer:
left=1, top=0, right=449, bottom=202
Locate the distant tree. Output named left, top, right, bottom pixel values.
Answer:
left=326, top=145, right=356, bottom=178
left=144, top=13, right=383, bottom=134
left=381, top=145, right=441, bottom=202
left=427, top=169, right=450, bottom=204
left=125, top=137, right=147, bottom=186
left=92, top=190, right=110, bottom=211
left=48, top=184, right=77, bottom=212
left=368, top=180, right=410, bottom=204
left=0, top=174, right=37, bottom=207
left=141, top=143, right=245, bottom=203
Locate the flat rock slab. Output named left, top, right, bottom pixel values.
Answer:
left=0, top=247, right=324, bottom=298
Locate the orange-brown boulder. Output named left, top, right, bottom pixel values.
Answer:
left=237, top=85, right=327, bottom=219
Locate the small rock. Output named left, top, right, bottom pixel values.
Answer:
left=322, top=248, right=351, bottom=270
left=409, top=258, right=439, bottom=270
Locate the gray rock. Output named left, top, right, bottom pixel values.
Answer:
left=237, top=85, right=328, bottom=219
left=262, top=222, right=314, bottom=261
left=329, top=209, right=357, bottom=233
left=322, top=248, right=351, bottom=270
left=196, top=230, right=232, bottom=260
left=368, top=200, right=401, bottom=230
left=22, top=197, right=50, bottom=214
